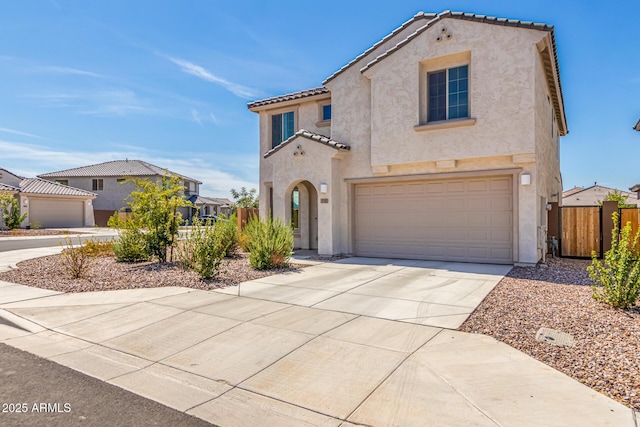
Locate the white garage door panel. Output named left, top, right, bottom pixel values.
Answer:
left=354, top=176, right=513, bottom=264
left=30, top=199, right=84, bottom=228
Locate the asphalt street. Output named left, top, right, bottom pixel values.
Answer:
left=0, top=343, right=216, bottom=427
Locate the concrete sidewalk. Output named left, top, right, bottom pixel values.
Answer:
left=0, top=268, right=634, bottom=426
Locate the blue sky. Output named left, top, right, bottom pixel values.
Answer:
left=1, top=1, right=639, bottom=197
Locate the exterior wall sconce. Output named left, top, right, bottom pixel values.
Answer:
left=546, top=203, right=553, bottom=211
left=320, top=183, right=328, bottom=194
left=87, top=200, right=92, bottom=206
left=23, top=198, right=28, bottom=207
left=520, top=173, right=531, bottom=186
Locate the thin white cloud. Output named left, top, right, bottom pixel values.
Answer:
left=191, top=108, right=202, bottom=125
left=209, top=112, right=220, bottom=125
left=40, top=66, right=104, bottom=78
left=167, top=57, right=259, bottom=99
left=25, top=89, right=158, bottom=117
left=0, top=127, right=45, bottom=140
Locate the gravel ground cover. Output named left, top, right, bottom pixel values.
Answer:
left=460, top=257, right=640, bottom=411
left=0, top=253, right=303, bottom=292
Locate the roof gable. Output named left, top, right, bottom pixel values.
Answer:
left=264, top=129, right=350, bottom=159
left=19, top=178, right=96, bottom=197
left=38, top=160, right=202, bottom=184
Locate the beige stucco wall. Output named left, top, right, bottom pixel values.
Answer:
left=257, top=17, right=564, bottom=264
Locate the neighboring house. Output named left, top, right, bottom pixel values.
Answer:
left=562, top=185, right=638, bottom=207
left=248, top=10, right=568, bottom=265
left=0, top=168, right=96, bottom=228
left=38, top=160, right=202, bottom=226
left=188, top=195, right=232, bottom=217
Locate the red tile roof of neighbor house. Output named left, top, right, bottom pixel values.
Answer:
left=562, top=185, right=638, bottom=206
left=263, top=129, right=350, bottom=159
left=19, top=178, right=96, bottom=197
left=38, top=160, right=202, bottom=184
left=247, top=87, right=329, bottom=109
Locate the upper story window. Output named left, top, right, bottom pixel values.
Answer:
left=92, top=178, right=103, bottom=191
left=56, top=180, right=69, bottom=186
left=322, top=104, right=331, bottom=121
left=428, top=65, right=468, bottom=122
left=271, top=111, right=295, bottom=148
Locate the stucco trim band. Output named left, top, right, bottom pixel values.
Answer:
left=414, top=118, right=476, bottom=132
left=344, top=167, right=522, bottom=184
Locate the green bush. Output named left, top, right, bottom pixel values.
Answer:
left=178, top=217, right=226, bottom=279
left=82, top=239, right=115, bottom=257
left=0, top=194, right=27, bottom=230
left=59, top=237, right=94, bottom=279
left=588, top=212, right=640, bottom=309
left=243, top=217, right=293, bottom=270
left=217, top=215, right=239, bottom=257
left=112, top=225, right=150, bottom=262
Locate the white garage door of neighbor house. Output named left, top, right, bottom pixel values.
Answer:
left=354, top=176, right=514, bottom=264
left=30, top=199, right=84, bottom=228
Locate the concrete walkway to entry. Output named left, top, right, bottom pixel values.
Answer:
left=0, top=255, right=635, bottom=426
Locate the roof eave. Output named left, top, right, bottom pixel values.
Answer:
left=248, top=91, right=331, bottom=112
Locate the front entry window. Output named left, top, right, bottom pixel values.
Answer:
left=291, top=186, right=299, bottom=230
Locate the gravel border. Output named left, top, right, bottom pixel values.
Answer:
left=0, top=253, right=304, bottom=293
left=0, top=229, right=84, bottom=237
left=460, top=258, right=640, bottom=411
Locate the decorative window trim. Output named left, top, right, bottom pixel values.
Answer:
left=419, top=51, right=471, bottom=125
left=414, top=117, right=476, bottom=132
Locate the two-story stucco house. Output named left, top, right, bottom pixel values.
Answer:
left=38, top=160, right=202, bottom=226
left=248, top=11, right=567, bottom=265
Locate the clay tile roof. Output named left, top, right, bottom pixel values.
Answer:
left=562, top=185, right=638, bottom=207
left=0, top=183, right=19, bottom=192
left=19, top=178, right=96, bottom=197
left=264, top=129, right=350, bottom=159
left=38, top=160, right=202, bottom=184
left=247, top=87, right=329, bottom=109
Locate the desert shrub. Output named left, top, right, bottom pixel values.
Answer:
left=112, top=224, right=150, bottom=262
left=29, top=221, right=42, bottom=230
left=238, top=231, right=250, bottom=252
left=82, top=239, right=115, bottom=257
left=243, top=216, right=293, bottom=270
left=178, top=217, right=226, bottom=279
left=588, top=212, right=640, bottom=309
left=59, top=237, right=94, bottom=279
left=0, top=194, right=27, bottom=230
left=216, top=215, right=239, bottom=257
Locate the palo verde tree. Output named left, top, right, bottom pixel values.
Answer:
left=230, top=187, right=258, bottom=209
left=0, top=193, right=27, bottom=230
left=110, top=175, right=192, bottom=262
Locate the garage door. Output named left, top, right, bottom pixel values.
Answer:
left=354, top=176, right=513, bottom=264
left=30, top=198, right=84, bottom=228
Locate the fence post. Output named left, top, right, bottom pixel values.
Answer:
left=237, top=207, right=259, bottom=232
left=601, top=201, right=618, bottom=255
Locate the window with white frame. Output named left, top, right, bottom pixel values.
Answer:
left=271, top=111, right=295, bottom=148
left=428, top=65, right=469, bottom=122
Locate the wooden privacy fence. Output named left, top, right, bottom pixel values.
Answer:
left=237, top=207, right=259, bottom=231
left=554, top=201, right=640, bottom=258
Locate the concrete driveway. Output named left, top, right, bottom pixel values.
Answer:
left=0, top=257, right=634, bottom=427
left=219, top=257, right=512, bottom=329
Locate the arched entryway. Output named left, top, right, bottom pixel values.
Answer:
left=285, top=180, right=318, bottom=250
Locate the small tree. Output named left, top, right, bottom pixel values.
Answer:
left=0, top=193, right=27, bottom=229
left=109, top=175, right=192, bottom=262
left=598, top=190, right=636, bottom=208
left=230, top=187, right=258, bottom=209
left=588, top=212, right=640, bottom=309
